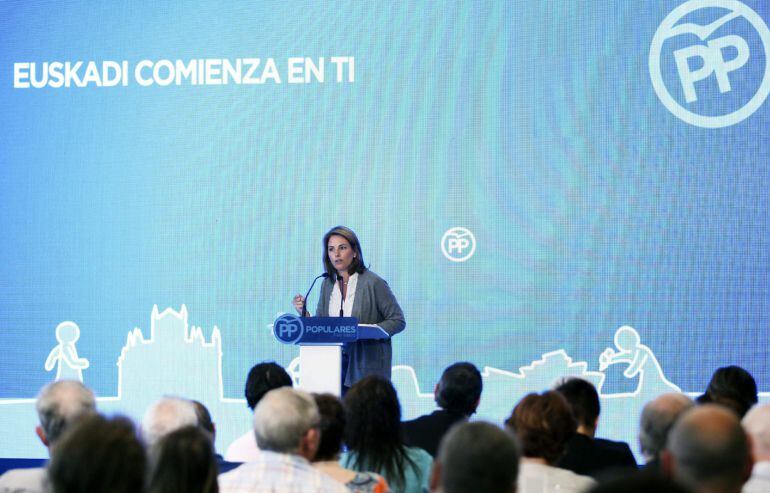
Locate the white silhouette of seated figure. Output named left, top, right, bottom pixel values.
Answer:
left=599, top=326, right=679, bottom=394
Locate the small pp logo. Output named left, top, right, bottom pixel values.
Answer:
left=441, top=227, right=476, bottom=262
left=273, top=314, right=304, bottom=344
left=650, top=0, right=770, bottom=128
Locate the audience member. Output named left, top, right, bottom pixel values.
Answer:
left=148, top=425, right=218, bottom=493
left=141, top=396, right=198, bottom=448
left=342, top=376, right=433, bottom=493
left=0, top=380, right=96, bottom=493
left=218, top=387, right=347, bottom=493
left=402, top=362, right=482, bottom=457
left=584, top=472, right=691, bottom=493
left=224, top=361, right=293, bottom=462
left=639, top=393, right=693, bottom=470
left=191, top=399, right=241, bottom=474
left=47, top=414, right=146, bottom=493
left=663, top=405, right=752, bottom=493
left=696, top=366, right=757, bottom=418
left=505, top=391, right=595, bottom=493
left=554, top=378, right=636, bottom=478
left=312, top=394, right=389, bottom=493
left=430, top=421, right=519, bottom=493
left=10, top=366, right=763, bottom=493
left=740, top=403, right=770, bottom=493
left=192, top=399, right=216, bottom=440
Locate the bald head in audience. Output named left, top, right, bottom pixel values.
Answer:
left=744, top=404, right=770, bottom=461
left=639, top=393, right=693, bottom=467
left=741, top=403, right=770, bottom=493
left=663, top=405, right=751, bottom=493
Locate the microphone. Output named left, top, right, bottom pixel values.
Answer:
left=338, top=275, right=345, bottom=317
left=301, top=273, right=329, bottom=317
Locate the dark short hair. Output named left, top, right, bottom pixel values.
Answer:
left=313, top=393, right=346, bottom=461
left=244, top=362, right=292, bottom=410
left=48, top=414, right=146, bottom=493
left=697, top=365, right=758, bottom=418
left=438, top=422, right=519, bottom=493
left=555, top=378, right=600, bottom=430
left=322, top=226, right=366, bottom=280
left=505, top=391, right=576, bottom=465
left=148, top=426, right=219, bottom=493
left=436, top=362, right=483, bottom=416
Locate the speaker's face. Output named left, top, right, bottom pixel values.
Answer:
left=327, top=235, right=355, bottom=276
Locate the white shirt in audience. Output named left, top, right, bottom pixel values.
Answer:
left=0, top=467, right=46, bottom=493
left=225, top=430, right=261, bottom=462
left=744, top=461, right=770, bottom=493
left=517, top=461, right=596, bottom=493
left=219, top=450, right=347, bottom=493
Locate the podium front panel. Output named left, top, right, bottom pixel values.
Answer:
left=298, top=345, right=342, bottom=396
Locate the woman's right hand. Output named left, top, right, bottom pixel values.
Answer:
left=292, top=294, right=306, bottom=315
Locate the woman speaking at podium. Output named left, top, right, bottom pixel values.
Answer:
left=293, top=226, right=405, bottom=391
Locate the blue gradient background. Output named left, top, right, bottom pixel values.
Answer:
left=1, top=0, right=769, bottom=449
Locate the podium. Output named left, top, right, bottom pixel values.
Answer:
left=272, top=315, right=389, bottom=395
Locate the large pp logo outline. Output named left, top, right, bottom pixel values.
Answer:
left=273, top=314, right=304, bottom=344
left=441, top=227, right=476, bottom=262
left=649, top=0, right=770, bottom=128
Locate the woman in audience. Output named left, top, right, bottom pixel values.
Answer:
left=48, top=414, right=146, bottom=493
left=341, top=376, right=432, bottom=493
left=505, top=391, right=595, bottom=493
left=148, top=425, right=218, bottom=493
left=312, top=393, right=390, bottom=493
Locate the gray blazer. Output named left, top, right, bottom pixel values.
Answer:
left=315, top=269, right=406, bottom=386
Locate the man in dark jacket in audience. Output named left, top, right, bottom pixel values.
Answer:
left=555, top=377, right=637, bottom=478
left=403, top=362, right=482, bottom=457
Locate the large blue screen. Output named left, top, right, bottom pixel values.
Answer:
left=1, top=0, right=769, bottom=460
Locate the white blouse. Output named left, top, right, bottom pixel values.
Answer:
left=328, top=273, right=358, bottom=317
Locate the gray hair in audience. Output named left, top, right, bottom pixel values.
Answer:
left=742, top=403, right=770, bottom=458
left=667, top=405, right=750, bottom=491
left=436, top=421, right=519, bottom=493
left=36, top=380, right=96, bottom=445
left=141, top=396, right=198, bottom=448
left=639, top=393, right=693, bottom=461
left=253, top=387, right=319, bottom=454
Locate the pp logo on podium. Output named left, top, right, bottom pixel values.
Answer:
left=441, top=227, right=476, bottom=262
left=650, top=0, right=770, bottom=128
left=273, top=314, right=304, bottom=344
